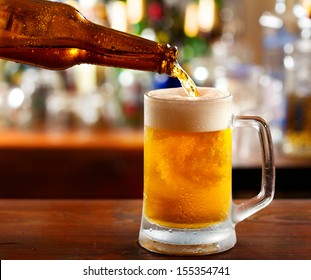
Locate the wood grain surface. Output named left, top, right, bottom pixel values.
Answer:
left=0, top=199, right=310, bottom=260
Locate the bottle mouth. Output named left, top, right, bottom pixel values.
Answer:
left=158, top=44, right=178, bottom=75
left=165, top=44, right=178, bottom=60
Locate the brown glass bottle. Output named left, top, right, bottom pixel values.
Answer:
left=0, top=0, right=178, bottom=75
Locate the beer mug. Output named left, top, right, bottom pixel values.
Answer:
left=139, top=87, right=275, bottom=255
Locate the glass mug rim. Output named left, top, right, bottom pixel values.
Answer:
left=145, top=86, right=232, bottom=103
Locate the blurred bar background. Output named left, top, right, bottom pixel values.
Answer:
left=0, top=0, right=310, bottom=199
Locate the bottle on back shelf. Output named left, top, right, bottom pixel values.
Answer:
left=259, top=0, right=299, bottom=81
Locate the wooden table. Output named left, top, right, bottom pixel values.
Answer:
left=0, top=199, right=310, bottom=260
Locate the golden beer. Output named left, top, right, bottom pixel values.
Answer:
left=143, top=87, right=233, bottom=229
left=144, top=127, right=232, bottom=228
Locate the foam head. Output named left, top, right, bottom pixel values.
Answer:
left=144, top=87, right=233, bottom=132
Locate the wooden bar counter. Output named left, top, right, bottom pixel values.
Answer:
left=0, top=128, right=310, bottom=199
left=0, top=199, right=310, bottom=260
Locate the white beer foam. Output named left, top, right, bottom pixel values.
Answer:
left=144, top=87, right=232, bottom=132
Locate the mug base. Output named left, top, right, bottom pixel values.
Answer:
left=138, top=217, right=236, bottom=256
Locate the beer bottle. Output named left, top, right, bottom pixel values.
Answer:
left=0, top=0, right=178, bottom=75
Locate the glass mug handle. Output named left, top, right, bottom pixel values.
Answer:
left=232, top=116, right=275, bottom=224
